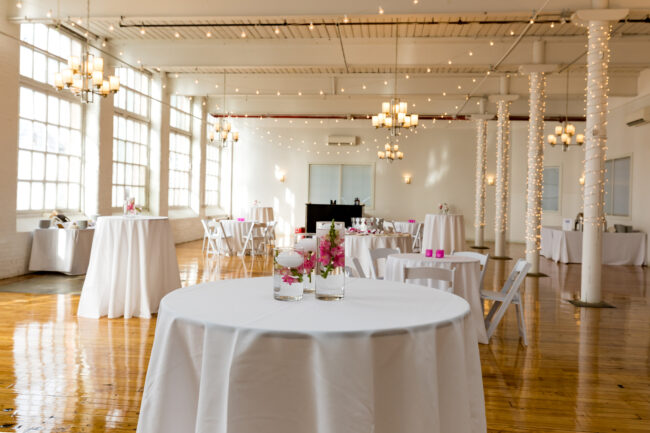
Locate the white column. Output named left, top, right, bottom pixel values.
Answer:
left=494, top=99, right=511, bottom=257
left=524, top=72, right=546, bottom=274
left=473, top=119, right=488, bottom=247
left=581, top=21, right=610, bottom=303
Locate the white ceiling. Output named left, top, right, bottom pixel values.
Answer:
left=8, top=0, right=650, bottom=116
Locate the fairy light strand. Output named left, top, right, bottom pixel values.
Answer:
left=494, top=98, right=511, bottom=256
left=524, top=71, right=547, bottom=266
left=474, top=119, right=487, bottom=243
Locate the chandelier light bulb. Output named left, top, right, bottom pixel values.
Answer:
left=309, top=22, right=314, bottom=30
left=109, top=25, right=114, bottom=31
left=240, top=30, right=246, bottom=38
left=206, top=31, right=212, bottom=37
left=378, top=6, right=384, bottom=14
left=140, top=27, right=146, bottom=35
left=274, top=27, right=280, bottom=34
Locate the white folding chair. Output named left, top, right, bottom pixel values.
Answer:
left=383, top=220, right=396, bottom=233
left=214, top=220, right=235, bottom=256
left=201, top=219, right=221, bottom=256
left=481, top=259, right=531, bottom=346
left=265, top=221, right=277, bottom=249
left=344, top=265, right=360, bottom=278
left=345, top=256, right=367, bottom=279
left=368, top=248, right=400, bottom=280
left=404, top=266, right=455, bottom=292
left=240, top=222, right=267, bottom=256
left=452, top=251, right=490, bottom=292
left=412, top=223, right=423, bottom=252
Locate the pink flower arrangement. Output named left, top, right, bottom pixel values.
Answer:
left=319, top=220, right=345, bottom=278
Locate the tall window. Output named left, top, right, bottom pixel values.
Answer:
left=542, top=167, right=560, bottom=212
left=17, top=24, right=83, bottom=211
left=112, top=66, right=150, bottom=208
left=169, top=96, right=192, bottom=207
left=309, top=164, right=374, bottom=208
left=205, top=136, right=221, bottom=207
left=605, top=156, right=631, bottom=216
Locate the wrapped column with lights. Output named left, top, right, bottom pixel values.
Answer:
left=574, top=5, right=628, bottom=304
left=471, top=108, right=491, bottom=249
left=520, top=43, right=556, bottom=275
left=489, top=87, right=518, bottom=259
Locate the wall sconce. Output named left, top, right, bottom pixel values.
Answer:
left=579, top=175, right=585, bottom=186
left=404, top=175, right=412, bottom=184
left=278, top=174, right=286, bottom=183
left=486, top=174, right=495, bottom=186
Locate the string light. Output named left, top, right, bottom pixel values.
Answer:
left=524, top=71, right=547, bottom=268
left=474, top=119, right=488, bottom=241
left=494, top=98, right=512, bottom=256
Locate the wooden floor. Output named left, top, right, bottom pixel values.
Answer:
left=0, top=241, right=648, bottom=432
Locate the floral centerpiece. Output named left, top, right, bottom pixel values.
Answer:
left=315, top=220, right=345, bottom=300
left=439, top=202, right=450, bottom=215
left=273, top=247, right=305, bottom=301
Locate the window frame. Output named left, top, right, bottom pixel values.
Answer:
left=204, top=129, right=222, bottom=208
left=308, top=163, right=376, bottom=209
left=541, top=165, right=561, bottom=214
left=17, top=24, right=86, bottom=215
left=604, top=155, right=632, bottom=217
left=111, top=66, right=152, bottom=211
left=168, top=96, right=194, bottom=209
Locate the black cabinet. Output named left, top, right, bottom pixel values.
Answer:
left=305, top=204, right=363, bottom=233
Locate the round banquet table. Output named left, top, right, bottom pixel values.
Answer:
left=422, top=214, right=466, bottom=254
left=77, top=216, right=181, bottom=319
left=29, top=227, right=95, bottom=275
left=393, top=221, right=419, bottom=235
left=384, top=253, right=488, bottom=344
left=345, top=233, right=412, bottom=277
left=248, top=206, right=274, bottom=223
left=217, top=219, right=253, bottom=254
left=136, top=277, right=486, bottom=433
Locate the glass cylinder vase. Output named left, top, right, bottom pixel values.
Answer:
left=273, top=247, right=304, bottom=301
left=315, top=221, right=345, bottom=301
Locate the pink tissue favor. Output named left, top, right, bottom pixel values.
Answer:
left=408, top=219, right=416, bottom=223
left=425, top=249, right=433, bottom=257
left=435, top=249, right=445, bottom=258
left=237, top=217, right=245, bottom=221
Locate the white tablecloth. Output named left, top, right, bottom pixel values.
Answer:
left=77, top=216, right=181, bottom=319
left=137, top=277, right=486, bottom=433
left=384, top=253, right=488, bottom=344
left=393, top=221, right=419, bottom=235
left=218, top=220, right=253, bottom=253
left=540, top=226, right=647, bottom=265
left=248, top=206, right=274, bottom=223
left=422, top=214, right=466, bottom=254
left=28, top=228, right=94, bottom=275
left=345, top=233, right=413, bottom=277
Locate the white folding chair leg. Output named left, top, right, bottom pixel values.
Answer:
left=485, top=284, right=523, bottom=343
left=515, top=301, right=528, bottom=346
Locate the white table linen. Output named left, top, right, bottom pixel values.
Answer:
left=77, top=216, right=181, bottom=319
left=28, top=228, right=94, bottom=275
left=422, top=214, right=466, bottom=254
left=345, top=233, right=412, bottom=277
left=137, top=277, right=486, bottom=433
left=218, top=220, right=253, bottom=253
left=393, top=221, right=419, bottom=235
left=248, top=206, right=274, bottom=223
left=540, top=226, right=647, bottom=265
left=385, top=253, right=488, bottom=344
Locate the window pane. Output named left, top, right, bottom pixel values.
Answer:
left=31, top=182, right=44, bottom=210
left=18, top=150, right=31, bottom=180
left=542, top=167, right=560, bottom=212
left=342, top=165, right=373, bottom=206
left=309, top=165, right=341, bottom=204
left=20, top=87, right=33, bottom=119
left=19, top=47, right=32, bottom=78
left=17, top=182, right=30, bottom=210
left=32, top=51, right=46, bottom=83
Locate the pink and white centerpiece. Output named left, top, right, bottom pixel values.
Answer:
left=315, top=220, right=345, bottom=300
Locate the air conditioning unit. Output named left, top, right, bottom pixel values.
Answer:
left=327, top=135, right=358, bottom=146
left=625, top=107, right=650, bottom=127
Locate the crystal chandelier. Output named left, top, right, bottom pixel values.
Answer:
left=209, top=74, right=239, bottom=148
left=377, top=142, right=403, bottom=162
left=53, top=0, right=119, bottom=103
left=547, top=68, right=584, bottom=151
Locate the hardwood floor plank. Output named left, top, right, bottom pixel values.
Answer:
left=0, top=240, right=647, bottom=432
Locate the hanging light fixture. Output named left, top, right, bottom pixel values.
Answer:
left=547, top=68, right=584, bottom=151
left=209, top=73, right=239, bottom=148
left=377, top=141, right=403, bottom=162
left=372, top=25, right=418, bottom=140
left=53, top=0, right=119, bottom=103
